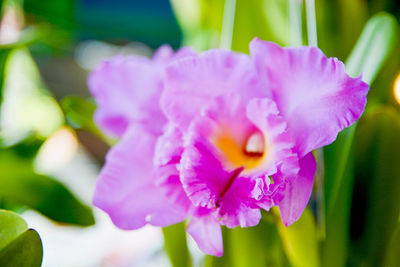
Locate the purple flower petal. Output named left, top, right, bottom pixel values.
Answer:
left=88, top=46, right=196, bottom=137
left=93, top=126, right=187, bottom=229
left=246, top=97, right=298, bottom=177
left=250, top=38, right=369, bottom=157
left=187, top=208, right=223, bottom=257
left=217, top=176, right=263, bottom=228
left=154, top=123, right=183, bottom=167
left=161, top=50, right=265, bottom=130
left=88, top=56, right=164, bottom=137
left=274, top=152, right=316, bottom=226
left=180, top=94, right=296, bottom=228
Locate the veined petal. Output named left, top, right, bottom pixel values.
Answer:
left=161, top=50, right=264, bottom=130
left=93, top=126, right=187, bottom=229
left=88, top=56, right=165, bottom=137
left=88, top=46, right=196, bottom=137
left=153, top=123, right=193, bottom=213
left=274, top=152, right=316, bottom=226
left=250, top=38, right=369, bottom=156
left=180, top=94, right=290, bottom=228
left=218, top=177, right=263, bottom=228
left=246, top=98, right=298, bottom=177
left=154, top=123, right=184, bottom=167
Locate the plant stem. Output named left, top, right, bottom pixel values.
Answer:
left=288, top=0, right=303, bottom=45
left=306, top=0, right=318, bottom=46
left=220, top=0, right=237, bottom=50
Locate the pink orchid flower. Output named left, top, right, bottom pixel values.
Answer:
left=89, top=38, right=369, bottom=256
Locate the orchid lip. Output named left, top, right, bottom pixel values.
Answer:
left=217, top=166, right=244, bottom=206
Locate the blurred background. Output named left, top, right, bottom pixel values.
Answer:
left=0, top=0, right=399, bottom=266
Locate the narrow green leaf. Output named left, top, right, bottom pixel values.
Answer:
left=162, top=222, right=191, bottom=267
left=345, top=12, right=399, bottom=83
left=0, top=49, right=10, bottom=106
left=276, top=208, right=319, bottom=267
left=0, top=152, right=95, bottom=226
left=0, top=229, right=43, bottom=267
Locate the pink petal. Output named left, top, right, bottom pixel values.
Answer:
left=153, top=123, right=183, bottom=167
left=275, top=152, right=316, bottom=226
left=161, top=50, right=264, bottom=130
left=250, top=38, right=369, bottom=157
left=152, top=123, right=193, bottom=213
left=93, top=126, right=187, bottom=229
left=187, top=208, right=223, bottom=257
left=88, top=55, right=165, bottom=137
left=218, top=177, right=263, bottom=228
left=246, top=98, right=298, bottom=177
left=88, top=46, right=196, bottom=138
left=180, top=95, right=270, bottom=228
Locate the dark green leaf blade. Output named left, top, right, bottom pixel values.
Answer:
left=351, top=106, right=400, bottom=266
left=0, top=210, right=43, bottom=267
left=0, top=229, right=43, bottom=267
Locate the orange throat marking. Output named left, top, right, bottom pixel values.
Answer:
left=214, top=131, right=266, bottom=171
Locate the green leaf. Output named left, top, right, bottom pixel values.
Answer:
left=322, top=12, right=398, bottom=267
left=0, top=152, right=95, bottom=226
left=276, top=207, right=319, bottom=267
left=162, top=222, right=191, bottom=267
left=351, top=106, right=400, bottom=266
left=0, top=209, right=27, bottom=251
left=0, top=210, right=43, bottom=267
left=0, top=229, right=43, bottom=267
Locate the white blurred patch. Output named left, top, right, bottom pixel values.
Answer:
left=0, top=49, right=64, bottom=145
left=75, top=41, right=153, bottom=71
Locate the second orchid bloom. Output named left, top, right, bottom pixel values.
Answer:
left=89, top=38, right=369, bottom=256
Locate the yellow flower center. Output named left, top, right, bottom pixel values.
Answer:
left=214, top=131, right=266, bottom=170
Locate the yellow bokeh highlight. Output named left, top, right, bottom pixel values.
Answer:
left=393, top=73, right=400, bottom=104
